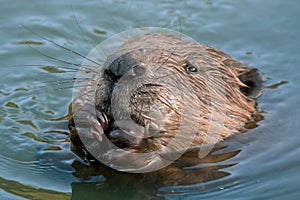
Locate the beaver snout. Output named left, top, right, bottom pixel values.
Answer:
left=104, top=53, right=146, bottom=82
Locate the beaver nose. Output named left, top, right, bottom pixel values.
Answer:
left=104, top=64, right=146, bottom=82
left=104, top=53, right=145, bottom=82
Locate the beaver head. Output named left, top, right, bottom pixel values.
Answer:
left=70, top=33, right=263, bottom=172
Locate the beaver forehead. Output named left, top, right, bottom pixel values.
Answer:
left=112, top=34, right=220, bottom=69
left=106, top=48, right=213, bottom=75
left=118, top=33, right=184, bottom=51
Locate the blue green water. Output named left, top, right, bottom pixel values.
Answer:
left=0, top=0, right=299, bottom=199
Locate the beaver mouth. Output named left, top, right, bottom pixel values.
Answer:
left=96, top=83, right=166, bottom=149
left=102, top=82, right=181, bottom=150
left=129, top=83, right=165, bottom=126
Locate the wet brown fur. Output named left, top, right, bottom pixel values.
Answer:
left=70, top=33, right=263, bottom=159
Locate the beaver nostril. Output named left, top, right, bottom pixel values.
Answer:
left=104, top=64, right=146, bottom=82
left=104, top=68, right=122, bottom=82
left=131, top=64, right=146, bottom=77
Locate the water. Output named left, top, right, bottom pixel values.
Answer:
left=0, top=0, right=299, bottom=199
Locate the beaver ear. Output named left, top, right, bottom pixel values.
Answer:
left=239, top=67, right=263, bottom=99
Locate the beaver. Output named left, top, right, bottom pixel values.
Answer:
left=69, top=32, right=263, bottom=173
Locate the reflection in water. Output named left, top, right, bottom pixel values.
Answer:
left=67, top=98, right=264, bottom=199
left=69, top=145, right=241, bottom=200
left=0, top=176, right=71, bottom=200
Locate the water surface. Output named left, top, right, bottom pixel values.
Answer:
left=0, top=0, right=299, bottom=199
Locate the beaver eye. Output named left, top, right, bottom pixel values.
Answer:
left=184, top=65, right=198, bottom=73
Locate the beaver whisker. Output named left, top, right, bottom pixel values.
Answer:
left=152, top=64, right=182, bottom=82
left=71, top=8, right=108, bottom=59
left=159, top=44, right=180, bottom=69
left=22, top=24, right=102, bottom=67
left=19, top=84, right=90, bottom=102
left=26, top=45, right=99, bottom=74
left=47, top=84, right=91, bottom=93
left=36, top=78, right=89, bottom=90
left=9, top=64, right=100, bottom=79
left=35, top=78, right=91, bottom=92
left=157, top=93, right=180, bottom=115
left=9, top=64, right=79, bottom=72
